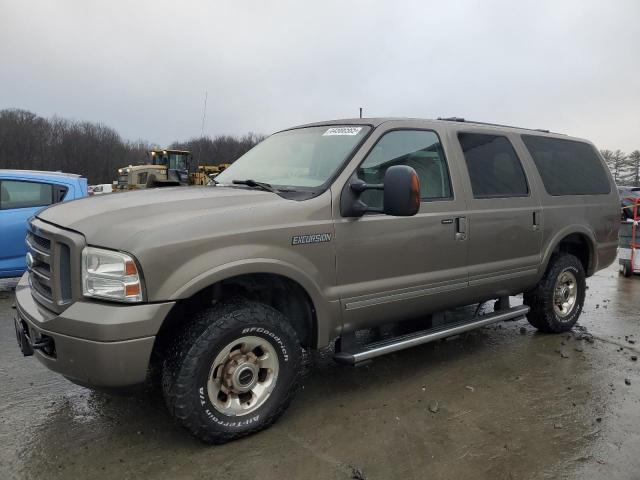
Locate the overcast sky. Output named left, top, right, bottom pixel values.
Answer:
left=1, top=0, right=639, bottom=151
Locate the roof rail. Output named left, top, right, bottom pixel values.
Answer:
left=436, top=117, right=555, bottom=134
left=437, top=117, right=465, bottom=122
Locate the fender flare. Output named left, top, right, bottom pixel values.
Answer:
left=540, top=225, right=597, bottom=276
left=168, top=258, right=338, bottom=348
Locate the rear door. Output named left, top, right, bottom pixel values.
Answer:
left=0, top=179, right=67, bottom=276
left=452, top=130, right=542, bottom=294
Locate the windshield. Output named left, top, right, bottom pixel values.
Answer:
left=151, top=152, right=189, bottom=171
left=169, top=153, right=189, bottom=171
left=215, top=125, right=370, bottom=189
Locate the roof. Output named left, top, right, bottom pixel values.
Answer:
left=289, top=117, right=584, bottom=142
left=0, top=169, right=85, bottom=182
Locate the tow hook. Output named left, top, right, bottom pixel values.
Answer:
left=31, top=337, right=54, bottom=352
left=14, top=319, right=54, bottom=357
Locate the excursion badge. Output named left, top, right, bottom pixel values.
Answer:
left=291, top=233, right=332, bottom=245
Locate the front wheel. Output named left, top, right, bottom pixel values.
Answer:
left=524, top=253, right=586, bottom=333
left=162, top=299, right=302, bottom=444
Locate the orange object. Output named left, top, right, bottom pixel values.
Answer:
left=125, top=283, right=141, bottom=296
left=125, top=260, right=137, bottom=276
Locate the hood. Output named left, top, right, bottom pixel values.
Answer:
left=38, top=186, right=285, bottom=247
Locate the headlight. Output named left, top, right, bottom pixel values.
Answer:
left=81, top=247, right=144, bottom=303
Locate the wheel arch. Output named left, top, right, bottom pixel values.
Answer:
left=541, top=226, right=597, bottom=277
left=156, top=259, right=338, bottom=352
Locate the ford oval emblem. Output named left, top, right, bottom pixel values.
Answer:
left=26, top=252, right=34, bottom=269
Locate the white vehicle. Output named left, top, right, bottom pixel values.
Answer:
left=89, top=184, right=113, bottom=195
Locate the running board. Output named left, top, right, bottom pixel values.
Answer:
left=333, top=305, right=530, bottom=365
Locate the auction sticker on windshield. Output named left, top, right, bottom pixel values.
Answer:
left=323, top=127, right=363, bottom=136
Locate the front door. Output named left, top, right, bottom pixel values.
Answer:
left=334, top=128, right=469, bottom=332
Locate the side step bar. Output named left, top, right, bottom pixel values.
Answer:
left=334, top=304, right=530, bottom=365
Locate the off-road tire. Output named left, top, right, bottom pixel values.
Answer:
left=524, top=253, right=586, bottom=333
left=161, top=298, right=302, bottom=444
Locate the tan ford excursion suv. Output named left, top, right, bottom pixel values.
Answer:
left=14, top=118, right=620, bottom=443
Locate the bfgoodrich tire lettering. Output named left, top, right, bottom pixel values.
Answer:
left=162, top=299, right=302, bottom=444
left=524, top=253, right=586, bottom=333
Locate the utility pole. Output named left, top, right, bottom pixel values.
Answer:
left=200, top=91, right=208, bottom=138
left=197, top=90, right=208, bottom=166
left=359, top=107, right=363, bottom=118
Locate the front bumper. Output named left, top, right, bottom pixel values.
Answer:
left=14, top=273, right=175, bottom=387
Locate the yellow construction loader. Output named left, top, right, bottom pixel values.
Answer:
left=190, top=163, right=231, bottom=185
left=114, top=150, right=229, bottom=190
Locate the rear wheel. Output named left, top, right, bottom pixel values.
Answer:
left=524, top=253, right=586, bottom=333
left=162, top=299, right=302, bottom=444
left=621, top=260, right=633, bottom=278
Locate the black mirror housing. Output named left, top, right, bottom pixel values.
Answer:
left=340, top=165, right=420, bottom=217
left=383, top=165, right=421, bottom=216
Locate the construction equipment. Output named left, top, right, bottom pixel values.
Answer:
left=114, top=150, right=230, bottom=190
left=114, top=149, right=192, bottom=190
left=191, top=164, right=231, bottom=185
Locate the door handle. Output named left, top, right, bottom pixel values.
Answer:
left=533, top=211, right=541, bottom=231
left=455, top=217, right=467, bottom=241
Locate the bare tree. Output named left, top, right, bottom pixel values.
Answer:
left=170, top=132, right=266, bottom=169
left=0, top=109, right=265, bottom=184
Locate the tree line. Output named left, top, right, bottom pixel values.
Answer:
left=600, top=149, right=640, bottom=187
left=0, top=109, right=264, bottom=184
left=2, top=108, right=639, bottom=187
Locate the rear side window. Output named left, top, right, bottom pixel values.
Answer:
left=458, top=133, right=529, bottom=198
left=0, top=180, right=57, bottom=210
left=521, top=135, right=610, bottom=196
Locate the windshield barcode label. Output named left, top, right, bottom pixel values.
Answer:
left=323, top=127, right=362, bottom=136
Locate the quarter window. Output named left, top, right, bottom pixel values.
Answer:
left=0, top=181, right=56, bottom=210
left=521, top=135, right=610, bottom=196
left=357, top=130, right=452, bottom=209
left=458, top=133, right=529, bottom=198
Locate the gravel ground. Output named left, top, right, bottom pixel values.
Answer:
left=1, top=263, right=638, bottom=480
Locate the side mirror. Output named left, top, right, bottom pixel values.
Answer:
left=382, top=165, right=421, bottom=216
left=340, top=165, right=421, bottom=217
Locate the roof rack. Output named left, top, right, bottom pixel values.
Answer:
left=436, top=117, right=555, bottom=134
left=437, top=116, right=466, bottom=122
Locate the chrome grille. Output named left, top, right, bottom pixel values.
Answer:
left=28, top=232, right=51, bottom=251
left=26, top=231, right=54, bottom=303
left=26, top=219, right=83, bottom=313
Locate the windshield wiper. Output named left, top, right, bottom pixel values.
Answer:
left=232, top=179, right=289, bottom=193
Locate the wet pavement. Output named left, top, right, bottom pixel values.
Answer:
left=1, top=263, right=638, bottom=480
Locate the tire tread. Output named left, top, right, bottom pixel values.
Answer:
left=161, top=298, right=302, bottom=444
left=524, top=253, right=585, bottom=333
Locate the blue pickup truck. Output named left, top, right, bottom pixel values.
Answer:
left=0, top=170, right=88, bottom=278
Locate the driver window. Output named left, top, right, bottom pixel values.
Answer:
left=357, top=130, right=452, bottom=209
